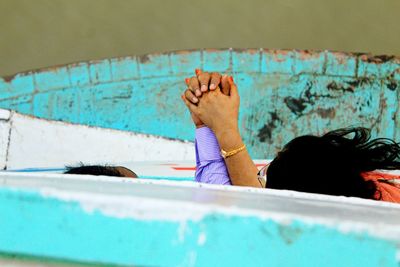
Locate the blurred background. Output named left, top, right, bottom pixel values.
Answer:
left=1, top=0, right=399, bottom=76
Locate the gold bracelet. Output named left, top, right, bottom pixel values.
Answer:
left=220, top=144, right=246, bottom=159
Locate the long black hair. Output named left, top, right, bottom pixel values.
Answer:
left=266, top=127, right=400, bottom=199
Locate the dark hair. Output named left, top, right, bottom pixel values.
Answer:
left=64, top=164, right=137, bottom=178
left=266, top=127, right=400, bottom=199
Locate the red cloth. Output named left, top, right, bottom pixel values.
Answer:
left=362, top=171, right=400, bottom=203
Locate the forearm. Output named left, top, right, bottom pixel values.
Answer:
left=215, top=127, right=261, bottom=188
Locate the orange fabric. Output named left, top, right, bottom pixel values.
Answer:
left=361, top=171, right=400, bottom=203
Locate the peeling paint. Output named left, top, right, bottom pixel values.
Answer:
left=284, top=97, right=308, bottom=115
left=0, top=174, right=400, bottom=266
left=0, top=49, right=399, bottom=159
left=360, top=54, right=396, bottom=64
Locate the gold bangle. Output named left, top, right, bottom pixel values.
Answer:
left=220, top=144, right=246, bottom=159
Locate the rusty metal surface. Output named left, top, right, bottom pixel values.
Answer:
left=0, top=49, right=399, bottom=159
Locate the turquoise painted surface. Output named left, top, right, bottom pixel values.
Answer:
left=0, top=50, right=399, bottom=158
left=0, top=187, right=398, bottom=267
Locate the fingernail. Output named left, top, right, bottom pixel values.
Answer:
left=192, top=97, right=198, bottom=103
left=195, top=90, right=201, bottom=97
left=209, top=84, right=216, bottom=90
left=201, top=85, right=207, bottom=92
left=185, top=78, right=190, bottom=84
left=195, top=69, right=201, bottom=75
left=229, top=76, right=234, bottom=83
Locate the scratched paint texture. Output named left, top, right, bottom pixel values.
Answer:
left=0, top=49, right=399, bottom=158
left=0, top=187, right=398, bottom=267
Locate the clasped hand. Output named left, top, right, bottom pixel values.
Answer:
left=181, top=69, right=240, bottom=137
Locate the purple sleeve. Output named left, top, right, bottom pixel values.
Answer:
left=195, top=127, right=231, bottom=185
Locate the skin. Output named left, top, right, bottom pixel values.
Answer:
left=182, top=70, right=262, bottom=188
left=184, top=70, right=229, bottom=128
left=115, top=166, right=138, bottom=178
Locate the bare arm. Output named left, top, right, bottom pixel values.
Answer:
left=215, top=127, right=261, bottom=187
left=182, top=76, right=262, bottom=188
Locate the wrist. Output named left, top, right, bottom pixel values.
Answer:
left=212, top=122, right=238, bottom=137
left=214, top=127, right=243, bottom=151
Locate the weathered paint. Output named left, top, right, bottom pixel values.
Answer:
left=0, top=109, right=194, bottom=170
left=1, top=173, right=400, bottom=266
left=0, top=108, right=271, bottom=175
left=0, top=109, right=11, bottom=169
left=1, top=49, right=399, bottom=159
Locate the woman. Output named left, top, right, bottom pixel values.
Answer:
left=182, top=70, right=400, bottom=203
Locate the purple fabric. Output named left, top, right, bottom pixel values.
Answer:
left=195, top=126, right=231, bottom=185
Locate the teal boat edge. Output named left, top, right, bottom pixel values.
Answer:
left=0, top=49, right=399, bottom=159
left=1, top=183, right=399, bottom=267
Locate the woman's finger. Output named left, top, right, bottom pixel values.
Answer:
left=209, top=72, right=222, bottom=90
left=198, top=72, right=211, bottom=92
left=181, top=94, right=199, bottom=115
left=184, top=89, right=198, bottom=104
left=228, top=76, right=239, bottom=101
left=189, top=76, right=201, bottom=97
left=220, top=75, right=230, bottom=95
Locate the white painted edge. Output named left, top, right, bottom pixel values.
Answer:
left=4, top=109, right=195, bottom=169
left=0, top=109, right=11, bottom=121
left=0, top=111, right=12, bottom=169
left=2, top=171, right=400, bottom=242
